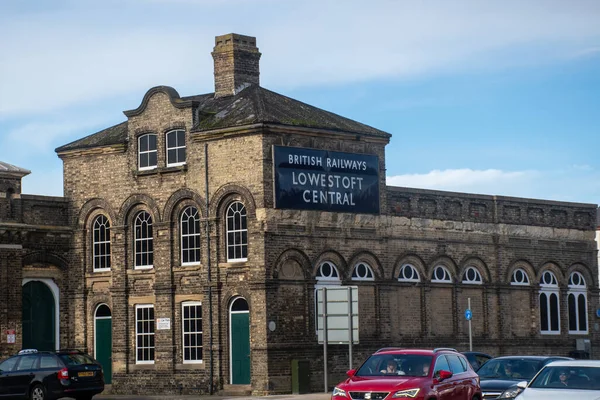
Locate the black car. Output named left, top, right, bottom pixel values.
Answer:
left=477, top=355, right=572, bottom=399
left=0, top=349, right=104, bottom=400
left=461, top=351, right=493, bottom=371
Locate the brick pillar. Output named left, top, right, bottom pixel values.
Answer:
left=153, top=222, right=175, bottom=372
left=0, top=244, right=23, bottom=357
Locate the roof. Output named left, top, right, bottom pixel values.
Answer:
left=0, top=161, right=31, bottom=177
left=56, top=85, right=390, bottom=153
left=546, top=360, right=600, bottom=367
left=491, top=356, right=571, bottom=361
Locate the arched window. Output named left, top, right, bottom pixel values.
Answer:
left=226, top=202, right=248, bottom=262
left=93, top=215, right=111, bottom=271
left=510, top=268, right=530, bottom=286
left=568, top=272, right=588, bottom=334
left=181, top=206, right=200, bottom=265
left=138, top=133, right=157, bottom=170
left=351, top=262, right=374, bottom=281
left=166, top=130, right=186, bottom=167
left=539, top=271, right=559, bottom=334
left=314, top=261, right=341, bottom=334
left=461, top=267, right=482, bottom=284
left=134, top=211, right=153, bottom=269
left=398, top=264, right=420, bottom=282
left=431, top=265, right=452, bottom=283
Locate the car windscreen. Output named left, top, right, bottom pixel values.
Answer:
left=477, top=359, right=543, bottom=380
left=356, top=354, right=433, bottom=377
left=58, top=353, right=96, bottom=366
left=529, top=366, right=600, bottom=390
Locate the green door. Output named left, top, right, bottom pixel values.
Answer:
left=230, top=298, right=250, bottom=384
left=95, top=305, right=112, bottom=384
left=22, top=281, right=55, bottom=351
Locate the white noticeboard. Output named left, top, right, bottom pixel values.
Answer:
left=316, top=286, right=359, bottom=344
left=157, top=318, right=171, bottom=330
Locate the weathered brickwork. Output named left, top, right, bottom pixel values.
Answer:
left=2, top=33, right=599, bottom=397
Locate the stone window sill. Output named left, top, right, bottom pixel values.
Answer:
left=134, top=164, right=187, bottom=177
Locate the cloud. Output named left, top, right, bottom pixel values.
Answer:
left=1, top=0, right=600, bottom=116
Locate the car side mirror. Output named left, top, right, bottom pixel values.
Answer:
left=517, top=381, right=528, bottom=389
left=435, top=370, right=453, bottom=382
left=346, top=369, right=356, bottom=377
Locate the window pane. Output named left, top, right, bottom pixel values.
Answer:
left=568, top=294, right=577, bottom=331
left=178, top=148, right=186, bottom=163
left=168, top=149, right=176, bottom=164
left=167, top=132, right=176, bottom=148
left=149, top=151, right=157, bottom=167
left=148, top=134, right=156, bottom=149
left=578, top=294, right=587, bottom=331
left=540, top=293, right=548, bottom=331
left=550, top=293, right=559, bottom=331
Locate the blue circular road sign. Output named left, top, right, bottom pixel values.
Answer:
left=465, top=309, right=472, bottom=321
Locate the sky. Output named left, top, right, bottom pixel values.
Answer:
left=1, top=0, right=599, bottom=204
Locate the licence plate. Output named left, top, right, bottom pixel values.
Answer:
left=78, top=371, right=94, bottom=377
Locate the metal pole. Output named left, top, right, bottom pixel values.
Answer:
left=323, top=288, right=328, bottom=393
left=348, top=287, right=353, bottom=370
left=205, top=143, right=214, bottom=394
left=468, top=297, right=472, bottom=352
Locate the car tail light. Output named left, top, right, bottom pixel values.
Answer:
left=58, top=368, right=69, bottom=379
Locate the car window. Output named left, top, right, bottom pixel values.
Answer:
left=434, top=355, right=451, bottom=375
left=530, top=366, right=600, bottom=390
left=0, top=357, right=19, bottom=372
left=16, top=355, right=38, bottom=371
left=447, top=355, right=466, bottom=374
left=355, top=354, right=433, bottom=377
left=58, top=353, right=95, bottom=366
left=476, top=354, right=490, bottom=368
left=458, top=356, right=469, bottom=371
left=39, top=354, right=61, bottom=369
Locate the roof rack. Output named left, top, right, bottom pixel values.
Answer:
left=375, top=347, right=404, bottom=353
left=433, top=347, right=458, bottom=353
left=18, top=349, right=39, bottom=355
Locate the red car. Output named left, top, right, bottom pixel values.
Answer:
left=332, top=348, right=481, bottom=400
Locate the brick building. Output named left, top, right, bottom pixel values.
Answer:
left=1, top=33, right=598, bottom=395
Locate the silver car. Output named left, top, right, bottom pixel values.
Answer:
left=515, top=360, right=600, bottom=400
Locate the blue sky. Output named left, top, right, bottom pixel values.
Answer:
left=1, top=0, right=599, bottom=204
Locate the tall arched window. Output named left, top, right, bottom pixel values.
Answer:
left=134, top=211, right=153, bottom=269
left=226, top=202, right=247, bottom=262
left=93, top=215, right=111, bottom=271
left=181, top=206, right=200, bottom=265
left=539, top=271, right=560, bottom=334
left=568, top=271, right=588, bottom=334
left=138, top=133, right=157, bottom=170
left=314, top=261, right=341, bottom=334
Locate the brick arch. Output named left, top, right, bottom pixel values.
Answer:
left=458, top=256, right=490, bottom=283
left=537, top=261, right=564, bottom=285
left=163, top=188, right=206, bottom=222
left=346, top=250, right=384, bottom=280
left=22, top=251, right=68, bottom=270
left=209, top=183, right=256, bottom=219
left=312, top=250, right=347, bottom=279
left=428, top=255, right=458, bottom=282
left=89, top=298, right=113, bottom=319
left=77, top=198, right=117, bottom=229
left=566, top=262, right=594, bottom=288
left=394, top=253, right=427, bottom=282
left=273, top=248, right=311, bottom=280
left=118, top=193, right=161, bottom=225
left=223, top=289, right=253, bottom=311
left=506, top=259, right=536, bottom=285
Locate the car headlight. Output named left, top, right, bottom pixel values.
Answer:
left=392, top=388, right=420, bottom=398
left=332, top=387, right=347, bottom=397
left=498, top=386, right=524, bottom=399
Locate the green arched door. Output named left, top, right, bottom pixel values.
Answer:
left=230, top=297, right=250, bottom=384
left=95, top=304, right=112, bottom=384
left=22, top=281, right=55, bottom=351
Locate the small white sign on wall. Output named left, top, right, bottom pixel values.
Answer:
left=157, top=318, right=171, bottom=330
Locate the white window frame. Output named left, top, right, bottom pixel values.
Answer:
left=314, top=261, right=342, bottom=334
left=351, top=262, right=374, bottom=281
left=181, top=206, right=201, bottom=266
left=398, top=264, right=420, bottom=282
left=461, top=266, right=482, bottom=285
left=539, top=271, right=560, bottom=335
left=166, top=129, right=186, bottom=167
left=226, top=202, right=248, bottom=262
left=134, top=211, right=153, bottom=270
left=510, top=268, right=530, bottom=286
left=431, top=265, right=452, bottom=283
left=182, top=302, right=203, bottom=364
left=93, top=215, right=111, bottom=272
left=568, top=272, right=588, bottom=334
left=135, top=304, right=155, bottom=364
left=138, top=133, right=158, bottom=171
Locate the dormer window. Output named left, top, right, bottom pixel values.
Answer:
left=139, top=134, right=157, bottom=170
left=166, top=130, right=186, bottom=167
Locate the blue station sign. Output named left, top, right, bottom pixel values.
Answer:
left=273, top=145, right=380, bottom=214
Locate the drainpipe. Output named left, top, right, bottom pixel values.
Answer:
left=205, top=143, right=214, bottom=394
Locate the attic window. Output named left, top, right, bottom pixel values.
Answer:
left=138, top=133, right=157, bottom=170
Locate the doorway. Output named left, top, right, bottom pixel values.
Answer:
left=229, top=297, right=250, bottom=384
left=94, top=304, right=112, bottom=384
left=22, top=280, right=58, bottom=351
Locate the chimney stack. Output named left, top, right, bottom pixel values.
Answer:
left=212, top=33, right=261, bottom=98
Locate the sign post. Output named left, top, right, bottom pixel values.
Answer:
left=465, top=298, right=473, bottom=351
left=322, top=288, right=328, bottom=393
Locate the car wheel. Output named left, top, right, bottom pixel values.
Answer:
left=30, top=384, right=46, bottom=400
